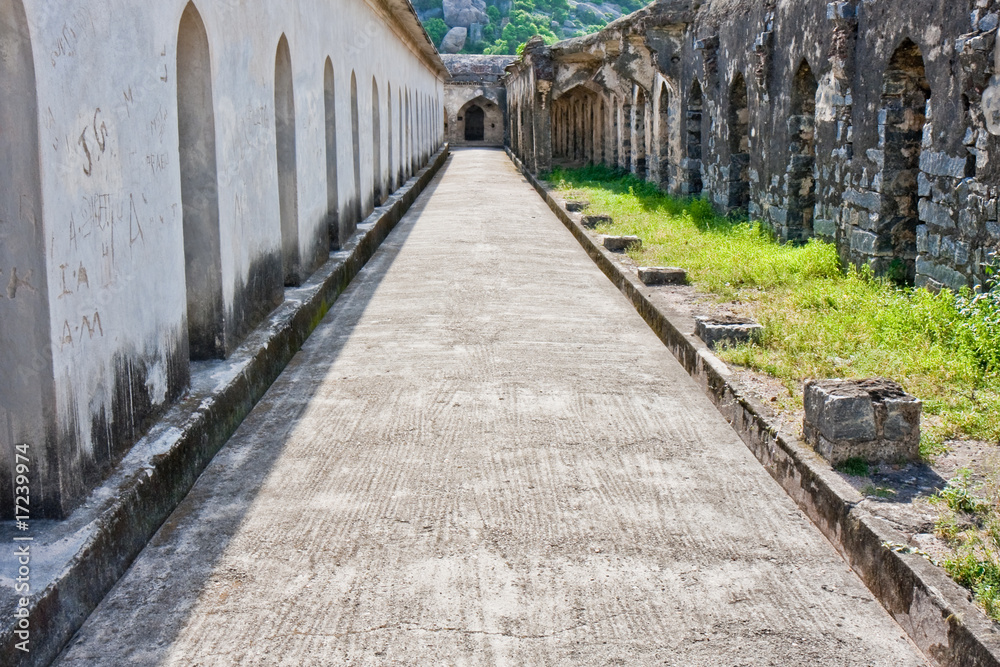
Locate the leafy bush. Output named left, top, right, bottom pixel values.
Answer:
left=956, top=257, right=1000, bottom=375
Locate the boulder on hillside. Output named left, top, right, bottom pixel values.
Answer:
left=443, top=0, right=488, bottom=28
left=440, top=26, right=468, bottom=53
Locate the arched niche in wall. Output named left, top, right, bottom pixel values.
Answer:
left=0, top=0, right=56, bottom=517
left=728, top=72, right=750, bottom=211
left=323, top=58, right=340, bottom=249
left=787, top=59, right=818, bottom=242
left=686, top=80, right=703, bottom=196
left=274, top=34, right=300, bottom=285
left=878, top=38, right=930, bottom=284
left=349, top=71, right=362, bottom=228
left=176, top=1, right=225, bottom=360
left=387, top=84, right=394, bottom=194
left=371, top=77, right=382, bottom=209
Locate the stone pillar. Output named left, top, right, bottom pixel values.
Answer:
left=533, top=79, right=553, bottom=173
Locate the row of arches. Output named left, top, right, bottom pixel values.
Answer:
left=176, top=1, right=442, bottom=359
left=550, top=81, right=678, bottom=194
left=722, top=39, right=927, bottom=279
left=535, top=36, right=930, bottom=284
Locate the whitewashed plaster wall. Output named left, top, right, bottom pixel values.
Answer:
left=0, top=0, right=445, bottom=516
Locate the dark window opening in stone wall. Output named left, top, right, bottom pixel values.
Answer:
left=728, top=73, right=750, bottom=212
left=879, top=39, right=930, bottom=285
left=687, top=80, right=703, bottom=196
left=658, top=83, right=670, bottom=190
left=786, top=59, right=818, bottom=242
left=598, top=99, right=606, bottom=166
left=621, top=98, right=632, bottom=172
left=634, top=88, right=647, bottom=180
left=465, top=104, right=485, bottom=141
left=177, top=2, right=224, bottom=360
left=275, top=35, right=300, bottom=286
left=610, top=95, right=619, bottom=168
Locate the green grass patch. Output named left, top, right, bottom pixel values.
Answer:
left=544, top=165, right=1000, bottom=450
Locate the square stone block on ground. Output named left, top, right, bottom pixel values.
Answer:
left=582, top=214, right=612, bottom=229
left=602, top=235, right=642, bottom=252
left=694, top=316, right=763, bottom=349
left=803, top=378, right=921, bottom=465
left=638, top=266, right=687, bottom=285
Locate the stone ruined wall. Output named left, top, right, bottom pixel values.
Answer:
left=442, top=55, right=515, bottom=146
left=504, top=0, right=1000, bottom=292
left=0, top=0, right=447, bottom=518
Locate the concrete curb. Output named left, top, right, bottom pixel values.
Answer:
left=507, top=147, right=1000, bottom=667
left=0, top=146, right=450, bottom=667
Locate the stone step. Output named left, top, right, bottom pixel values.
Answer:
left=602, top=235, right=641, bottom=252
left=638, top=266, right=687, bottom=285
left=694, top=315, right=763, bottom=349
left=581, top=214, right=612, bottom=228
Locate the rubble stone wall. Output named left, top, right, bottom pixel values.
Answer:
left=504, top=0, right=1000, bottom=291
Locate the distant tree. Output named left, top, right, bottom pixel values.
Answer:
left=424, top=18, right=449, bottom=46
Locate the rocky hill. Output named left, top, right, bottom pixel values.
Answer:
left=416, top=0, right=646, bottom=55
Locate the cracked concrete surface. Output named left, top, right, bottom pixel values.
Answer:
left=56, top=148, right=927, bottom=665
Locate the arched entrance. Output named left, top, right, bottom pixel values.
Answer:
left=464, top=104, right=485, bottom=141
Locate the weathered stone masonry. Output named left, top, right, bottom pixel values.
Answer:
left=0, top=0, right=447, bottom=518
left=504, top=0, right=1000, bottom=291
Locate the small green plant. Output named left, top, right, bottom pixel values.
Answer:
left=935, top=468, right=988, bottom=516
left=836, top=457, right=870, bottom=477
left=941, top=539, right=1000, bottom=619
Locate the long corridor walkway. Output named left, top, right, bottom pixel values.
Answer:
left=57, top=149, right=926, bottom=665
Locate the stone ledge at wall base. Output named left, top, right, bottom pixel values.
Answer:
left=638, top=266, right=687, bottom=286
left=581, top=214, right=612, bottom=228
left=505, top=145, right=1000, bottom=667
left=694, top=316, right=762, bottom=350
left=601, top=235, right=641, bottom=252
left=803, top=378, right=922, bottom=466
left=0, top=146, right=450, bottom=667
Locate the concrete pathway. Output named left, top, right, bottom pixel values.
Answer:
left=57, top=149, right=927, bottom=665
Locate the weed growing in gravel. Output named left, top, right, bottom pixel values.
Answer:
left=933, top=469, right=1000, bottom=619
left=545, top=165, right=1000, bottom=451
